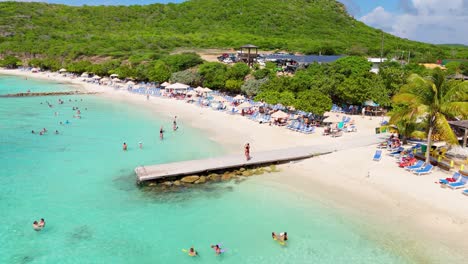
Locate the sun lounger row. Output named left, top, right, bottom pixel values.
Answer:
left=439, top=172, right=468, bottom=190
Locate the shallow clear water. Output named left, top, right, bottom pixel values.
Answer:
left=0, top=76, right=420, bottom=263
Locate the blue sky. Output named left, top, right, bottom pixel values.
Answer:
left=4, top=0, right=467, bottom=45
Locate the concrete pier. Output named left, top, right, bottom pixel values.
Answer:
left=135, top=146, right=332, bottom=183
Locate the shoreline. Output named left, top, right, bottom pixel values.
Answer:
left=2, top=68, right=467, bottom=262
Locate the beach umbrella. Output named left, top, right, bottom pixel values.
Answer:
left=237, top=101, right=252, bottom=109
left=100, top=77, right=110, bottom=82
left=271, top=110, right=289, bottom=119
left=203, top=87, right=212, bottom=93
left=211, top=95, right=226, bottom=102
left=194, top=86, right=204, bottom=93
left=126, top=81, right=135, bottom=85
left=110, top=73, right=119, bottom=78
left=234, top=94, right=245, bottom=100
left=160, top=82, right=171, bottom=87
left=59, top=68, right=67, bottom=72
left=166, top=83, right=189, bottom=90
left=93, top=75, right=101, bottom=79
left=186, top=90, right=197, bottom=96
left=364, top=100, right=379, bottom=107
left=323, top=115, right=342, bottom=123
left=113, top=79, right=122, bottom=82
left=81, top=72, right=89, bottom=77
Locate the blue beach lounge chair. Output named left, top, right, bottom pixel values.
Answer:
left=412, top=164, right=433, bottom=176
left=448, top=176, right=468, bottom=190
left=439, top=172, right=461, bottom=185
left=404, top=160, right=424, bottom=171
left=373, top=150, right=382, bottom=161
left=463, top=189, right=468, bottom=196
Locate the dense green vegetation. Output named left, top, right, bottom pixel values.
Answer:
left=1, top=0, right=467, bottom=63
left=391, top=70, right=468, bottom=157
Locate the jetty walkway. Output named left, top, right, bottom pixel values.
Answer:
left=135, top=146, right=331, bottom=183
left=0, top=91, right=99, bottom=97
left=135, top=134, right=384, bottom=183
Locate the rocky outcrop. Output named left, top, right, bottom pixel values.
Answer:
left=180, top=175, right=200, bottom=183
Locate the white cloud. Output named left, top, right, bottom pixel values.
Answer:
left=359, top=0, right=468, bottom=45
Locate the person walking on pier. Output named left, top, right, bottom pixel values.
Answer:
left=244, top=143, right=251, bottom=161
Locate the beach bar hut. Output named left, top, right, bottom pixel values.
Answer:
left=165, top=83, right=189, bottom=93
left=449, top=120, right=468, bottom=148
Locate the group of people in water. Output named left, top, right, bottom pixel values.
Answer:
left=32, top=218, right=46, bottom=231
left=123, top=116, right=179, bottom=151
left=32, top=98, right=86, bottom=136
left=184, top=233, right=287, bottom=257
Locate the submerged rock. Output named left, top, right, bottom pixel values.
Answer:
left=162, top=181, right=173, bottom=187
left=181, top=175, right=199, bottom=183
left=242, top=170, right=253, bottom=177
left=221, top=173, right=232, bottom=181
left=195, top=176, right=206, bottom=184
left=173, top=180, right=181, bottom=186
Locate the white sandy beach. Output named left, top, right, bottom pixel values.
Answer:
left=2, top=68, right=467, bottom=261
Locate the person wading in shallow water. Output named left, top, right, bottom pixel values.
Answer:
left=244, top=143, right=251, bottom=161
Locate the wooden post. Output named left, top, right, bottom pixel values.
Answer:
left=463, top=128, right=467, bottom=148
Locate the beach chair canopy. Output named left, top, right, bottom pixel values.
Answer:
left=160, top=82, right=171, bottom=87
left=92, top=75, right=101, bottom=79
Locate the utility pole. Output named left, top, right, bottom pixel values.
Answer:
left=380, top=31, right=384, bottom=63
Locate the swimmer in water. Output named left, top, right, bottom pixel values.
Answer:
left=65, top=120, right=70, bottom=124
left=139, top=142, right=143, bottom=149
left=272, top=232, right=278, bottom=240
left=42, top=128, right=47, bottom=133
left=160, top=126, right=164, bottom=140
left=210, top=244, right=222, bottom=255
left=32, top=130, right=35, bottom=134
left=123, top=142, right=128, bottom=151
left=55, top=130, right=59, bottom=134
left=188, top=247, right=197, bottom=256
left=32, top=221, right=42, bottom=231
left=38, top=218, right=45, bottom=228
left=279, top=232, right=288, bottom=242
left=39, top=131, right=43, bottom=136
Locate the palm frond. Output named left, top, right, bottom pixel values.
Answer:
left=435, top=113, right=458, bottom=145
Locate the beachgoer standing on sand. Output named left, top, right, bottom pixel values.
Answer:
left=160, top=126, right=164, bottom=140
left=123, top=142, right=128, bottom=151
left=146, top=94, right=149, bottom=100
left=173, top=119, right=178, bottom=131
left=244, top=143, right=250, bottom=161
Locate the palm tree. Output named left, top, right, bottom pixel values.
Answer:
left=389, top=104, right=418, bottom=145
left=392, top=69, right=468, bottom=163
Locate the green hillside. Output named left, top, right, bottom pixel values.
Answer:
left=0, top=0, right=467, bottom=61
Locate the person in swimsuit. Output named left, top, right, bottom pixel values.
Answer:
left=32, top=221, right=42, bottom=231
left=123, top=142, right=128, bottom=151
left=38, top=218, right=45, bottom=228
left=160, top=126, right=164, bottom=140
left=244, top=143, right=250, bottom=161
left=211, top=244, right=222, bottom=255
left=55, top=130, right=59, bottom=134
left=272, top=232, right=278, bottom=240
left=188, top=247, right=197, bottom=256
left=139, top=142, right=143, bottom=149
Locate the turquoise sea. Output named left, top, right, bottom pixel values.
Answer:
left=0, top=75, right=443, bottom=263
